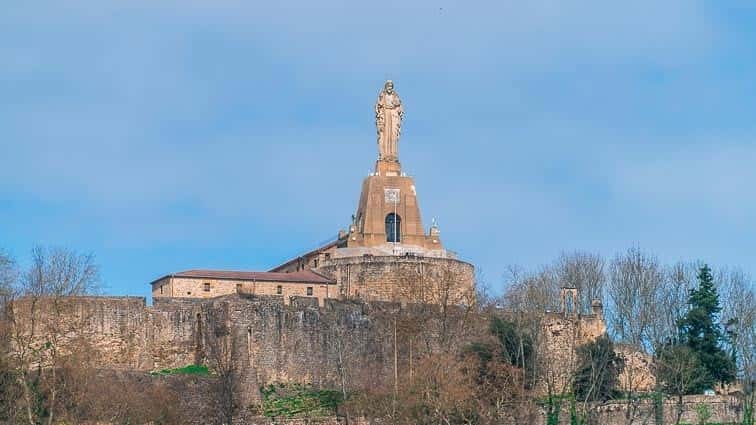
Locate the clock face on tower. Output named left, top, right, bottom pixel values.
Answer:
left=384, top=188, right=400, bottom=204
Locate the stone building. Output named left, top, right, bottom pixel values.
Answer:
left=538, top=287, right=608, bottom=395
left=151, top=81, right=475, bottom=305
left=539, top=287, right=657, bottom=396
left=149, top=270, right=336, bottom=306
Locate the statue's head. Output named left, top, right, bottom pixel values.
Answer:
left=384, top=80, right=394, bottom=94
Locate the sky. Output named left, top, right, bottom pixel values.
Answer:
left=1, top=1, right=755, bottom=299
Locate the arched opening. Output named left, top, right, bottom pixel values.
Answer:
left=385, top=213, right=401, bottom=243
left=560, top=287, right=578, bottom=317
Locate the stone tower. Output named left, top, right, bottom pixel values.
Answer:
left=345, top=80, right=441, bottom=253
left=271, top=81, right=473, bottom=304
left=347, top=152, right=442, bottom=252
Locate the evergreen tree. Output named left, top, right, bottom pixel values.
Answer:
left=677, top=264, right=736, bottom=389
left=489, top=316, right=534, bottom=369
left=573, top=336, right=624, bottom=402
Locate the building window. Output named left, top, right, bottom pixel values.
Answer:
left=385, top=213, right=401, bottom=242
left=277, top=285, right=282, bottom=295
left=236, top=283, right=242, bottom=291
left=160, top=285, right=163, bottom=295
left=203, top=282, right=210, bottom=292
left=307, top=287, right=313, bottom=296
left=313, top=259, right=318, bottom=267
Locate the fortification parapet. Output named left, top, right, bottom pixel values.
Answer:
left=317, top=254, right=475, bottom=304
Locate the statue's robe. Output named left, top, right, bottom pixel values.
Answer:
left=376, top=92, right=403, bottom=161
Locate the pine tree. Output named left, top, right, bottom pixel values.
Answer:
left=677, top=264, right=736, bottom=390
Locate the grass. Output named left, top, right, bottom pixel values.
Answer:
left=257, top=383, right=342, bottom=418
left=149, top=364, right=210, bottom=376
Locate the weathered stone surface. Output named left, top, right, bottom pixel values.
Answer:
left=537, top=311, right=607, bottom=395
left=10, top=294, right=391, bottom=384
left=616, top=343, right=657, bottom=393
left=536, top=395, right=743, bottom=425
left=9, top=294, right=745, bottom=425
left=317, top=255, right=475, bottom=304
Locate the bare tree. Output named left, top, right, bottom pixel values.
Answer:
left=716, top=268, right=756, bottom=419
left=606, top=248, right=664, bottom=350
left=23, top=246, right=101, bottom=297
left=643, top=261, right=699, bottom=352
left=0, top=250, right=20, bottom=422
left=202, top=305, right=241, bottom=425
left=555, top=252, right=606, bottom=313
left=502, top=264, right=561, bottom=314
left=656, top=345, right=709, bottom=425
left=0, top=249, right=17, bottom=311
left=500, top=265, right=574, bottom=423
left=4, top=246, right=100, bottom=425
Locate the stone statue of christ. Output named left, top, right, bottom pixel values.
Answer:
left=375, top=80, right=404, bottom=161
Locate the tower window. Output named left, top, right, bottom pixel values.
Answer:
left=385, top=213, right=401, bottom=242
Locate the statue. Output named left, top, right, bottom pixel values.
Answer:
left=375, top=80, right=404, bottom=161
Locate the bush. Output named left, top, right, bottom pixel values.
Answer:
left=259, top=383, right=342, bottom=417
left=150, top=364, right=210, bottom=376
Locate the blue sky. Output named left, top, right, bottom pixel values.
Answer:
left=2, top=1, right=755, bottom=298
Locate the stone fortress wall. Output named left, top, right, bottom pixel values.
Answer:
left=149, top=254, right=474, bottom=307
left=538, top=295, right=656, bottom=396
left=541, top=394, right=744, bottom=425
left=11, top=294, right=391, bottom=392
left=317, top=254, right=475, bottom=304
left=9, top=294, right=743, bottom=424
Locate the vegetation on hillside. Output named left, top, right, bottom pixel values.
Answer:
left=0, top=246, right=754, bottom=424
left=150, top=364, right=211, bottom=376
left=257, top=383, right=342, bottom=417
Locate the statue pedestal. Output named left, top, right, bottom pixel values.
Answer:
left=375, top=159, right=401, bottom=176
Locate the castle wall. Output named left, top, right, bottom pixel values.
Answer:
left=616, top=344, right=657, bottom=393
left=317, top=255, right=475, bottom=304
left=537, top=312, right=608, bottom=395
left=9, top=296, right=157, bottom=369
left=7, top=295, right=745, bottom=425
left=8, top=295, right=388, bottom=384
left=543, top=395, right=744, bottom=425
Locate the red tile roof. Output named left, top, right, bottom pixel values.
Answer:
left=151, top=269, right=334, bottom=285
